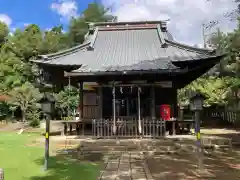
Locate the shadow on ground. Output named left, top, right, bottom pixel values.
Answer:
left=147, top=147, right=240, bottom=180
left=31, top=138, right=240, bottom=180
left=30, top=151, right=103, bottom=180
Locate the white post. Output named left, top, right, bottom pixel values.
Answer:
left=138, top=86, right=142, bottom=134
left=112, top=83, right=116, bottom=134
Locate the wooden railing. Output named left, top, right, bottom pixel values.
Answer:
left=203, top=107, right=240, bottom=125
left=92, top=118, right=166, bottom=138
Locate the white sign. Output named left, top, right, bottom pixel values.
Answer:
left=83, top=82, right=98, bottom=90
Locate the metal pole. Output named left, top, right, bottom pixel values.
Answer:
left=0, top=168, right=4, bottom=180
left=44, top=113, right=50, bottom=171
left=138, top=87, right=142, bottom=134
left=195, top=110, right=203, bottom=170
left=202, top=23, right=206, bottom=48
left=112, top=83, right=116, bottom=135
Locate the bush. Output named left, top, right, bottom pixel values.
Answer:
left=26, top=109, right=40, bottom=127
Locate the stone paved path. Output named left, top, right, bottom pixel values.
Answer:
left=98, top=152, right=154, bottom=180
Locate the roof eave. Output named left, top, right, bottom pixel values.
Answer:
left=64, top=68, right=186, bottom=77
left=37, top=41, right=91, bottom=60
left=31, top=60, right=82, bottom=68
left=165, top=39, right=216, bottom=54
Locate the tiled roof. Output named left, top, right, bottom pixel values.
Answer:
left=34, top=21, right=221, bottom=73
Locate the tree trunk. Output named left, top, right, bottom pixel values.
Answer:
left=22, top=110, right=26, bottom=122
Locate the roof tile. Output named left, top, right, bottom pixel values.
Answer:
left=34, top=21, right=220, bottom=73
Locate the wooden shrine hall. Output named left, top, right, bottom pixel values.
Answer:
left=33, top=20, right=223, bottom=138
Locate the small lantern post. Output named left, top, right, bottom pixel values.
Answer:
left=0, top=168, right=4, bottom=180
left=40, top=93, right=55, bottom=171
left=190, top=91, right=205, bottom=171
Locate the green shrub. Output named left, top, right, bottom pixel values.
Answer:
left=26, top=109, right=40, bottom=127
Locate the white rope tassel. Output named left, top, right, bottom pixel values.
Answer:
left=120, top=87, right=123, bottom=94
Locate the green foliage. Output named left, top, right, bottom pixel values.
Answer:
left=4, top=25, right=43, bottom=60
left=68, top=2, right=114, bottom=46
left=0, top=51, right=29, bottom=91
left=0, top=22, right=9, bottom=45
left=54, top=86, right=79, bottom=116
left=7, top=82, right=42, bottom=121
left=0, top=102, right=9, bottom=119
left=178, top=77, right=233, bottom=107
left=27, top=109, right=41, bottom=127
left=0, top=1, right=113, bottom=122
left=41, top=25, right=70, bottom=54
left=179, top=16, right=240, bottom=108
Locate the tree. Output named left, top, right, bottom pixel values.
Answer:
left=178, top=77, right=232, bottom=107
left=206, top=0, right=240, bottom=21
left=68, top=2, right=114, bottom=46
left=0, top=22, right=9, bottom=45
left=54, top=86, right=79, bottom=117
left=3, top=24, right=43, bottom=60
left=41, top=25, right=70, bottom=54
left=0, top=52, right=29, bottom=92
left=7, top=82, right=42, bottom=121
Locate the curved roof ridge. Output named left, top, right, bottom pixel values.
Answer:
left=38, top=41, right=91, bottom=59
left=93, top=20, right=166, bottom=26
left=165, top=39, right=216, bottom=55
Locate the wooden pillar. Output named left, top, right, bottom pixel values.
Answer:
left=179, top=106, right=184, bottom=121
left=151, top=85, right=156, bottom=120
left=79, top=82, right=84, bottom=119
left=79, top=82, right=84, bottom=136
left=172, top=88, right=178, bottom=118
left=138, top=86, right=142, bottom=134
left=172, top=86, right=178, bottom=135
left=98, top=85, right=103, bottom=119
left=112, top=83, right=116, bottom=135
left=67, top=76, right=71, bottom=116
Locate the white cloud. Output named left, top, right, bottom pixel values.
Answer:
left=0, top=14, right=12, bottom=26
left=51, top=0, right=78, bottom=21
left=103, top=0, right=237, bottom=45
left=23, top=23, right=30, bottom=27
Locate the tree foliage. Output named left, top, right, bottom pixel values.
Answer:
left=178, top=77, right=232, bottom=107
left=54, top=86, right=79, bottom=117
left=0, top=1, right=110, bottom=122
left=0, top=22, right=9, bottom=45
left=68, top=2, right=114, bottom=46
left=179, top=18, right=240, bottom=109
left=7, top=82, right=42, bottom=121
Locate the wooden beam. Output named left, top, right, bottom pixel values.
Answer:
left=86, top=82, right=172, bottom=88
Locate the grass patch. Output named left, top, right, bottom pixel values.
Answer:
left=0, top=132, right=101, bottom=180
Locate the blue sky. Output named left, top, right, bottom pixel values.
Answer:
left=0, top=0, right=237, bottom=46
left=0, top=0, right=95, bottom=31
